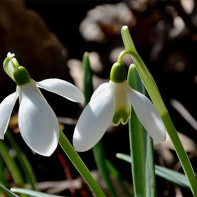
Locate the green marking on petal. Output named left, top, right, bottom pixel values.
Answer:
left=111, top=80, right=131, bottom=126
left=112, top=108, right=130, bottom=126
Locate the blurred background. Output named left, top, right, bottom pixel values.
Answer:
left=0, top=0, right=197, bottom=196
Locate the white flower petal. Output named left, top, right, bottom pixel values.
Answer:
left=73, top=82, right=116, bottom=152
left=91, top=82, right=109, bottom=100
left=18, top=80, right=59, bottom=156
left=0, top=92, right=18, bottom=139
left=128, top=88, right=166, bottom=142
left=36, top=78, right=84, bottom=104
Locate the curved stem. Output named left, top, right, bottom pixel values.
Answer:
left=120, top=30, right=197, bottom=195
left=59, top=130, right=106, bottom=197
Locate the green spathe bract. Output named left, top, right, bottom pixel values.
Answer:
left=3, top=54, right=16, bottom=81
left=3, top=53, right=31, bottom=86
left=110, top=62, right=126, bottom=83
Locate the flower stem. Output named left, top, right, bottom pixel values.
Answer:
left=121, top=26, right=197, bottom=196
left=59, top=130, right=106, bottom=197
left=162, top=112, right=197, bottom=196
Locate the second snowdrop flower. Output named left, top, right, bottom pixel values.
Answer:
left=73, top=62, right=166, bottom=152
left=0, top=53, right=84, bottom=156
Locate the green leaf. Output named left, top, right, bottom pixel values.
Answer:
left=0, top=184, right=19, bottom=197
left=105, top=160, right=132, bottom=196
left=116, top=153, right=190, bottom=189
left=6, top=131, right=37, bottom=190
left=127, top=65, right=156, bottom=197
left=0, top=141, right=24, bottom=185
left=11, top=188, right=63, bottom=197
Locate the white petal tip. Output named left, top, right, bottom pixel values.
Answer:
left=0, top=136, right=4, bottom=140
left=122, top=25, right=128, bottom=30
left=73, top=138, right=91, bottom=152
left=152, top=130, right=166, bottom=142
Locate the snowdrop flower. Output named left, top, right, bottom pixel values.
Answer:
left=0, top=53, right=84, bottom=156
left=73, top=62, right=166, bottom=152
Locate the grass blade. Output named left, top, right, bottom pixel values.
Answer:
left=5, top=131, right=37, bottom=190
left=0, top=184, right=19, bottom=197
left=116, top=153, right=190, bottom=189
left=11, top=188, right=62, bottom=197
left=0, top=140, right=24, bottom=185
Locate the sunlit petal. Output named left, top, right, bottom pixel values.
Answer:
left=18, top=80, right=59, bottom=156
left=91, top=82, right=109, bottom=100
left=36, top=78, right=84, bottom=104
left=128, top=88, right=166, bottom=141
left=0, top=92, right=18, bottom=139
left=73, top=82, right=116, bottom=152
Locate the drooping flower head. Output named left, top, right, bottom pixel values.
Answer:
left=0, top=53, right=84, bottom=156
left=73, top=61, right=166, bottom=152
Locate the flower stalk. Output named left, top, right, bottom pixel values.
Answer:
left=59, top=130, right=106, bottom=197
left=121, top=25, right=197, bottom=196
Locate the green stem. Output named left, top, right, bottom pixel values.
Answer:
left=121, top=27, right=197, bottom=196
left=123, top=50, right=197, bottom=196
left=59, top=130, right=106, bottom=197
left=162, top=112, right=197, bottom=196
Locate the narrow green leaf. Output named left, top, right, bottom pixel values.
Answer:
left=0, top=184, right=19, bottom=197
left=116, top=153, right=190, bottom=189
left=83, top=52, right=93, bottom=106
left=6, top=131, right=37, bottom=190
left=93, top=142, right=118, bottom=197
left=0, top=156, right=8, bottom=187
left=0, top=141, right=24, bottom=185
left=11, top=188, right=62, bottom=197
left=105, top=160, right=132, bottom=196
left=145, top=136, right=156, bottom=196
left=127, top=65, right=156, bottom=197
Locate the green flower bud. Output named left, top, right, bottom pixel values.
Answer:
left=110, top=62, right=126, bottom=83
